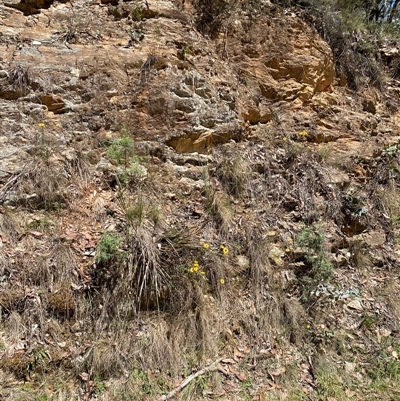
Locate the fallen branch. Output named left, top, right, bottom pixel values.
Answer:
left=162, top=358, right=223, bottom=400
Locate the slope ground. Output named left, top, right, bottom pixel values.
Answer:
left=0, top=0, right=400, bottom=400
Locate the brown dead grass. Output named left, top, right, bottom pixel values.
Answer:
left=49, top=242, right=78, bottom=283
left=215, top=146, right=252, bottom=198
left=4, top=310, right=26, bottom=343
left=16, top=157, right=70, bottom=210
left=46, top=284, right=76, bottom=320
left=83, top=340, right=126, bottom=380
left=0, top=209, right=21, bottom=243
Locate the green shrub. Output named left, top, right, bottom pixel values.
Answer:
left=106, top=132, right=142, bottom=185
left=296, top=225, right=333, bottom=294
left=95, top=232, right=121, bottom=264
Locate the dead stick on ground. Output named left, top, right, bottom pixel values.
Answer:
left=162, top=358, right=223, bottom=400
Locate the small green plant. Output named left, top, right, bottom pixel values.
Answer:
left=35, top=395, right=48, bottom=401
left=131, top=6, right=143, bottom=21
left=360, top=313, right=378, bottom=330
left=316, top=370, right=347, bottom=400
left=106, top=131, right=142, bottom=185
left=95, top=232, right=121, bottom=264
left=296, top=225, right=333, bottom=296
left=27, top=216, right=53, bottom=231
left=107, top=133, right=138, bottom=171
left=94, top=380, right=106, bottom=395
left=238, top=378, right=253, bottom=401
left=367, top=339, right=400, bottom=384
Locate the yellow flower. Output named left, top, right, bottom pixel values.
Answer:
left=189, top=267, right=195, bottom=273
left=283, top=137, right=287, bottom=142
left=38, top=123, right=45, bottom=128
left=285, top=248, right=290, bottom=253
left=193, top=265, right=199, bottom=272
left=306, top=324, right=311, bottom=329
left=299, top=130, right=308, bottom=137
left=203, top=243, right=210, bottom=249
left=220, top=244, right=225, bottom=249
left=200, top=271, right=205, bottom=275
left=219, top=278, right=225, bottom=284
left=222, top=247, right=228, bottom=255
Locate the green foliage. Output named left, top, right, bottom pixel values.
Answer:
left=238, top=378, right=253, bottom=401
left=26, top=216, right=53, bottom=231
left=367, top=341, right=400, bottom=383
left=35, top=396, right=48, bottom=401
left=95, top=232, right=121, bottom=264
left=316, top=370, right=348, bottom=400
left=94, top=380, right=107, bottom=395
left=106, top=131, right=142, bottom=186
left=107, top=134, right=138, bottom=171
left=124, top=369, right=163, bottom=398
left=131, top=6, right=143, bottom=21
left=296, top=225, right=333, bottom=293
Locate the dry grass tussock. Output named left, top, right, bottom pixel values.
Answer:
left=246, top=230, right=270, bottom=305
left=93, top=225, right=166, bottom=316
left=214, top=146, right=252, bottom=198
left=81, top=339, right=128, bottom=380
left=14, top=157, right=70, bottom=210
left=0, top=209, right=21, bottom=243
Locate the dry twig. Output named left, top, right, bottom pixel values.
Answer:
left=162, top=358, right=223, bottom=400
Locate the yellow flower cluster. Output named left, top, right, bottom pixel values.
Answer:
left=38, top=122, right=45, bottom=128
left=203, top=243, right=229, bottom=255
left=189, top=260, right=199, bottom=273
left=298, top=130, right=308, bottom=137
left=220, top=245, right=229, bottom=255
left=189, top=261, right=207, bottom=278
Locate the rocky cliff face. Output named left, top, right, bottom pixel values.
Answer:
left=1, top=1, right=400, bottom=400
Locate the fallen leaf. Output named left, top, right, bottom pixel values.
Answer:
left=259, top=349, right=276, bottom=358
left=235, top=371, right=246, bottom=381
left=269, top=367, right=286, bottom=377
left=28, top=230, right=45, bottom=237
left=221, top=358, right=237, bottom=364
left=346, top=389, right=356, bottom=397
left=347, top=299, right=363, bottom=311
left=228, top=364, right=236, bottom=374
left=238, top=345, right=251, bottom=354
left=234, top=348, right=245, bottom=359
left=79, top=372, right=89, bottom=381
